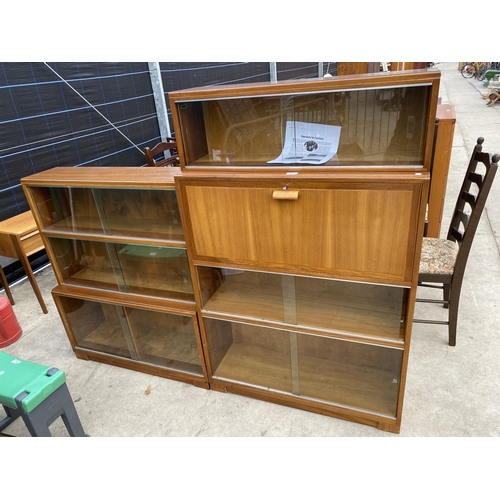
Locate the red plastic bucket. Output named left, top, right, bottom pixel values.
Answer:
left=0, top=296, right=22, bottom=347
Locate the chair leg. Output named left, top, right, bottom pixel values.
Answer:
left=443, top=284, right=450, bottom=309
left=448, top=286, right=461, bottom=347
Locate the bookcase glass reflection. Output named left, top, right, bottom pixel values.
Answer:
left=53, top=294, right=203, bottom=375
left=198, top=266, right=407, bottom=343
left=173, top=80, right=435, bottom=168
left=27, top=186, right=184, bottom=244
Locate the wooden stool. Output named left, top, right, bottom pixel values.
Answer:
left=0, top=351, right=87, bottom=437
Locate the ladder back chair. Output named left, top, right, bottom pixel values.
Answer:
left=415, top=137, right=499, bottom=346
left=144, top=138, right=180, bottom=167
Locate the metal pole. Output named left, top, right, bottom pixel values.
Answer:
left=269, top=62, right=277, bottom=83
left=148, top=62, right=172, bottom=141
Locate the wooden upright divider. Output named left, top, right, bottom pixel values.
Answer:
left=427, top=103, right=456, bottom=237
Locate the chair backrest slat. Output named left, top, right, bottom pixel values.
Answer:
left=468, top=171, right=484, bottom=188
left=144, top=138, right=179, bottom=167
left=454, top=208, right=470, bottom=229
left=450, top=226, right=464, bottom=244
left=460, top=191, right=477, bottom=208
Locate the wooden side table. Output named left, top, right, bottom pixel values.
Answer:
left=0, top=211, right=48, bottom=314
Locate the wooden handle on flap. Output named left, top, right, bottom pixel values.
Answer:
left=272, top=190, right=299, bottom=200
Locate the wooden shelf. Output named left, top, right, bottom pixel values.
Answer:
left=187, top=154, right=423, bottom=169
left=179, top=177, right=424, bottom=286
left=213, top=343, right=399, bottom=417
left=52, top=283, right=196, bottom=313
left=66, top=266, right=194, bottom=298
left=44, top=216, right=185, bottom=246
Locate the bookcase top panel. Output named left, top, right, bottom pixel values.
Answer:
left=21, top=167, right=180, bottom=188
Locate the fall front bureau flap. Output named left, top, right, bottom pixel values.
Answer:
left=175, top=173, right=429, bottom=286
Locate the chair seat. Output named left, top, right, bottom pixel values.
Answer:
left=419, top=237, right=458, bottom=275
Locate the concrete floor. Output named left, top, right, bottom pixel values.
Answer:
left=1, top=63, right=500, bottom=443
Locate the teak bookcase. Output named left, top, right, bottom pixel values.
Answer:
left=21, top=69, right=441, bottom=433
left=169, top=69, right=440, bottom=432
left=21, top=167, right=209, bottom=389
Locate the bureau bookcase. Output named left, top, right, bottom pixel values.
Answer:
left=170, top=69, right=440, bottom=432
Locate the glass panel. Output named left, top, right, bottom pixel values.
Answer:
left=29, top=186, right=99, bottom=231
left=297, top=334, right=402, bottom=417
left=116, top=244, right=193, bottom=298
left=294, top=277, right=406, bottom=340
left=204, top=318, right=402, bottom=417
left=48, top=237, right=193, bottom=299
left=58, top=296, right=132, bottom=359
left=28, top=186, right=184, bottom=242
left=177, top=85, right=430, bottom=168
left=48, top=238, right=121, bottom=291
left=125, top=307, right=202, bottom=375
left=57, top=296, right=202, bottom=374
left=205, top=318, right=293, bottom=394
left=95, top=188, right=183, bottom=241
left=198, top=267, right=407, bottom=341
